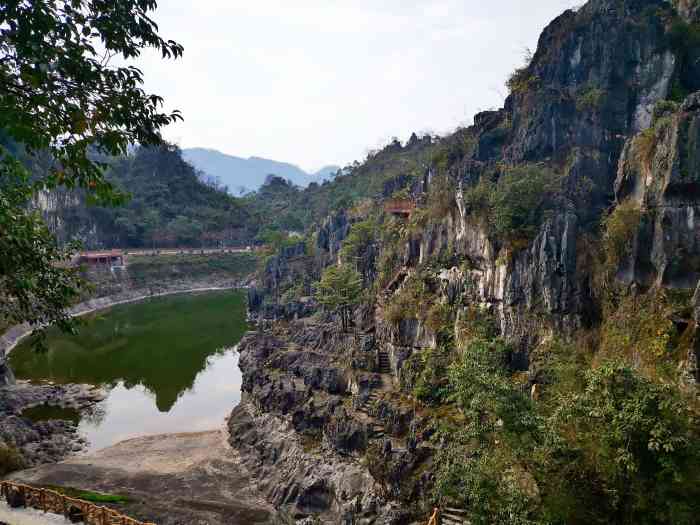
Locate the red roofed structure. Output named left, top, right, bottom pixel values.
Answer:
left=78, top=249, right=125, bottom=267
left=384, top=199, right=416, bottom=218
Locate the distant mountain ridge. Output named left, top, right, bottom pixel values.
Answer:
left=182, top=147, right=339, bottom=195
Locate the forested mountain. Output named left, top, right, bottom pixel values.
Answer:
left=38, top=145, right=254, bottom=248
left=182, top=147, right=339, bottom=194
left=239, top=133, right=441, bottom=234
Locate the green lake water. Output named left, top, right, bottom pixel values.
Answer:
left=10, top=290, right=248, bottom=451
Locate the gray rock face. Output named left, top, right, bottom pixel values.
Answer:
left=315, top=211, right=351, bottom=266
left=0, top=382, right=105, bottom=467
left=229, top=401, right=387, bottom=523
left=233, top=2, right=700, bottom=523
left=0, top=356, right=14, bottom=387
left=615, top=91, right=700, bottom=288
left=229, top=323, right=431, bottom=523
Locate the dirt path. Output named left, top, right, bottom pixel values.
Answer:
left=9, top=429, right=274, bottom=525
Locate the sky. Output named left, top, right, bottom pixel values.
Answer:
left=136, top=1, right=581, bottom=172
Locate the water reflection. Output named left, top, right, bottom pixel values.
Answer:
left=79, top=350, right=242, bottom=451
left=9, top=291, right=247, bottom=451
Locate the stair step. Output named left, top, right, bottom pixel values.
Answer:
left=444, top=508, right=468, bottom=514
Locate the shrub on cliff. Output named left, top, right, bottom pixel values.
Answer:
left=575, top=87, right=606, bottom=112
left=600, top=199, right=642, bottom=282
left=433, top=335, right=700, bottom=525
left=313, top=264, right=363, bottom=331
left=462, top=165, right=561, bottom=247
left=426, top=174, right=458, bottom=220
left=433, top=338, right=542, bottom=523
left=507, top=47, right=539, bottom=96
left=0, top=443, right=25, bottom=476
left=339, top=219, right=376, bottom=268
left=545, top=362, right=700, bottom=524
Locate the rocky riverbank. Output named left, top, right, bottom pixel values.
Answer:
left=226, top=322, right=430, bottom=524
left=0, top=382, right=106, bottom=467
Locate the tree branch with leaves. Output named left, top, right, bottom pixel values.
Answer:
left=314, top=264, right=363, bottom=332
left=0, top=0, right=182, bottom=341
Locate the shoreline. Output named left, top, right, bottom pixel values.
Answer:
left=1, top=283, right=248, bottom=356
left=0, top=279, right=252, bottom=472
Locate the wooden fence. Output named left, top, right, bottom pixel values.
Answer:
left=0, top=481, right=155, bottom=525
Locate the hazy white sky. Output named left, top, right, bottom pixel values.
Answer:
left=137, top=1, right=580, bottom=172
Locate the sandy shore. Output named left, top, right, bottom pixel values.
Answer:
left=9, top=428, right=274, bottom=525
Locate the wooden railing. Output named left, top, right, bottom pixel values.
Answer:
left=1, top=481, right=155, bottom=525
left=427, top=507, right=439, bottom=525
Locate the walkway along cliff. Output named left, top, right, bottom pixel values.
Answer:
left=230, top=1, right=700, bottom=523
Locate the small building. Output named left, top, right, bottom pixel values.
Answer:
left=78, top=250, right=125, bottom=267
left=384, top=199, right=416, bottom=218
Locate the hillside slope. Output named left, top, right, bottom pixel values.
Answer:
left=37, top=145, right=255, bottom=249
left=234, top=1, right=700, bottom=523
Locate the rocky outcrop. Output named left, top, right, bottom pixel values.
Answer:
left=615, top=91, right=700, bottom=288
left=0, top=358, right=13, bottom=387
left=0, top=382, right=105, bottom=466
left=229, top=403, right=391, bottom=524
left=228, top=326, right=423, bottom=523
left=315, top=212, right=351, bottom=267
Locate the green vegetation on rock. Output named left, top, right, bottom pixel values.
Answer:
left=44, top=484, right=130, bottom=504
left=0, top=0, right=182, bottom=339
left=314, top=264, right=363, bottom=331
left=463, top=164, right=561, bottom=247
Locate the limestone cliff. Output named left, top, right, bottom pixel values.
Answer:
left=232, top=1, right=700, bottom=523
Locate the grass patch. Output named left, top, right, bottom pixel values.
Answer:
left=126, top=252, right=257, bottom=287
left=463, top=164, right=561, bottom=248
left=44, top=484, right=130, bottom=504
left=576, top=87, right=605, bottom=112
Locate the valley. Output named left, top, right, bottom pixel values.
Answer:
left=2, top=1, right=700, bottom=524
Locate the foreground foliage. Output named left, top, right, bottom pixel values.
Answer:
left=0, top=0, right=181, bottom=336
left=0, top=157, right=83, bottom=343
left=432, top=335, right=700, bottom=525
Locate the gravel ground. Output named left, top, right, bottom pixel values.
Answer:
left=9, top=429, right=274, bottom=525
left=0, top=500, right=80, bottom=524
